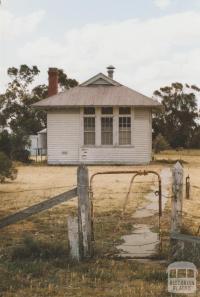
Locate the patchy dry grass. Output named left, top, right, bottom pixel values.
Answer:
left=0, top=256, right=169, bottom=297
left=0, top=157, right=199, bottom=296
left=156, top=150, right=200, bottom=237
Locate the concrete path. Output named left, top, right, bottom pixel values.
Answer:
left=117, top=168, right=171, bottom=258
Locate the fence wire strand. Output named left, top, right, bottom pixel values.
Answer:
left=0, top=185, right=77, bottom=194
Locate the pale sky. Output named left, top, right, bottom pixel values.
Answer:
left=1, top=0, right=200, bottom=96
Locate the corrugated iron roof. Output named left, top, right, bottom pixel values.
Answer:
left=33, top=73, right=161, bottom=109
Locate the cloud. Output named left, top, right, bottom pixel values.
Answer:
left=0, top=9, right=45, bottom=41
left=18, top=11, right=200, bottom=96
left=153, top=0, right=171, bottom=9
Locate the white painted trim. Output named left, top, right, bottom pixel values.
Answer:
left=80, top=72, right=121, bottom=87
left=81, top=145, right=135, bottom=148
left=131, top=107, right=135, bottom=146
left=80, top=107, right=84, bottom=146
left=113, top=107, right=118, bottom=146
left=96, top=107, right=101, bottom=146
left=48, top=161, right=149, bottom=165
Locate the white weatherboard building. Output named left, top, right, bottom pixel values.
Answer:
left=33, top=66, right=161, bottom=165
left=28, top=129, right=47, bottom=156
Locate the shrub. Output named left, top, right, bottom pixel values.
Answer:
left=11, top=235, right=69, bottom=260
left=153, top=133, right=170, bottom=154
left=12, top=148, right=30, bottom=163
left=0, top=130, right=12, bottom=158
left=0, top=130, right=31, bottom=163
left=10, top=131, right=31, bottom=163
left=0, top=151, right=17, bottom=183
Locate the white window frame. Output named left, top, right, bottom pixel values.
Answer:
left=81, top=106, right=134, bottom=148
left=118, top=107, right=132, bottom=146
left=101, top=107, right=114, bottom=146
left=83, top=107, right=96, bottom=146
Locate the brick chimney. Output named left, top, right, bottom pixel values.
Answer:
left=48, top=68, right=58, bottom=97
left=107, top=65, right=115, bottom=79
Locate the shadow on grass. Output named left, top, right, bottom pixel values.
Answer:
left=11, top=235, right=69, bottom=261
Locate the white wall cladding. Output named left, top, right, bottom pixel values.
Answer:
left=79, top=109, right=151, bottom=164
left=47, top=108, right=152, bottom=165
left=133, top=108, right=152, bottom=162
left=47, top=110, right=80, bottom=164
left=80, top=147, right=149, bottom=164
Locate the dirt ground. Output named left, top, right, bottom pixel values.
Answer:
left=0, top=151, right=200, bottom=296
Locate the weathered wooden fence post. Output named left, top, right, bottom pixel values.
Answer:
left=77, top=165, right=92, bottom=259
left=171, top=162, right=184, bottom=234
left=67, top=216, right=80, bottom=261
left=170, top=166, right=200, bottom=265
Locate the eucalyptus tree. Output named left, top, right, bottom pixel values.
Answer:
left=153, top=83, right=200, bottom=148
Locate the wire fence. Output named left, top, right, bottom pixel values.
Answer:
left=1, top=174, right=200, bottom=221
left=1, top=171, right=200, bottom=255
left=1, top=181, right=199, bottom=202
left=0, top=179, right=158, bottom=197
left=0, top=177, right=157, bottom=195
left=0, top=185, right=77, bottom=194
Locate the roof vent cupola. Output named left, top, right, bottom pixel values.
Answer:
left=107, top=65, right=115, bottom=79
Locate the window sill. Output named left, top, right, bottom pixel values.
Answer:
left=81, top=145, right=135, bottom=149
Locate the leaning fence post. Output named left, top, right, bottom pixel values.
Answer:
left=77, top=165, right=92, bottom=259
left=171, top=162, right=184, bottom=234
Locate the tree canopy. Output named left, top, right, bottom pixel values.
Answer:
left=153, top=82, right=200, bottom=148
left=1, top=65, right=78, bottom=135
left=0, top=65, right=78, bottom=162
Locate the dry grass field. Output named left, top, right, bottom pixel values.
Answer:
left=155, top=150, right=200, bottom=235
left=0, top=151, right=200, bottom=296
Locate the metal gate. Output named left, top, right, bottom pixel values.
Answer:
left=89, top=170, right=162, bottom=242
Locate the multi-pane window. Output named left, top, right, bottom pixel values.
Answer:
left=83, top=106, right=132, bottom=146
left=84, top=107, right=95, bottom=145
left=119, top=107, right=131, bottom=145
left=101, top=117, right=113, bottom=145
left=101, top=107, right=113, bottom=145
